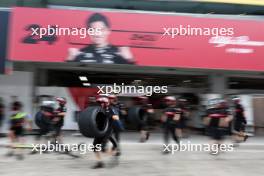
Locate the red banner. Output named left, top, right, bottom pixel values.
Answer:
left=8, top=7, right=264, bottom=71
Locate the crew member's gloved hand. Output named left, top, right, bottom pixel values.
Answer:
left=112, top=115, right=119, bottom=120
left=53, top=117, right=60, bottom=122
left=43, top=111, right=53, bottom=117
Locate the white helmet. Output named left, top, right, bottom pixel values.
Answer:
left=41, top=100, right=56, bottom=108
left=164, top=96, right=176, bottom=101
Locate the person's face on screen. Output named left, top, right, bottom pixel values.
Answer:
left=90, top=21, right=110, bottom=47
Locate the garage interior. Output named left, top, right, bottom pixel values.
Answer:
left=10, top=61, right=264, bottom=134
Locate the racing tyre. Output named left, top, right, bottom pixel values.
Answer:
left=127, top=106, right=148, bottom=126
left=78, top=106, right=109, bottom=138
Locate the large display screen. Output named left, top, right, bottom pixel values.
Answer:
left=8, top=7, right=264, bottom=71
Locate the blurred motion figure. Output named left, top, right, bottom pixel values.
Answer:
left=137, top=96, right=153, bottom=142
left=92, top=96, right=119, bottom=169
left=108, top=94, right=124, bottom=155
left=204, top=99, right=232, bottom=155
left=161, top=96, right=180, bottom=153
left=7, top=101, right=32, bottom=159
left=232, top=97, right=248, bottom=143
left=53, top=97, right=67, bottom=143
left=0, top=98, right=4, bottom=132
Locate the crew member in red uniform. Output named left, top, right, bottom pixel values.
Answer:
left=232, top=97, right=248, bottom=143
left=137, top=96, right=154, bottom=142
left=0, top=98, right=4, bottom=132
left=53, top=97, right=67, bottom=143
left=108, top=95, right=125, bottom=155
left=205, top=99, right=232, bottom=155
left=176, top=98, right=188, bottom=139
left=161, top=96, right=180, bottom=153
left=92, top=96, right=119, bottom=169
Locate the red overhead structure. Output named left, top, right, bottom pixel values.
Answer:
left=8, top=7, right=264, bottom=71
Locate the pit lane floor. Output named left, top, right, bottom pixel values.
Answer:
left=0, top=132, right=263, bottom=176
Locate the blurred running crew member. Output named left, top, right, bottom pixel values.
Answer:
left=100, top=95, right=124, bottom=155
left=108, top=95, right=124, bottom=153
left=161, top=96, right=180, bottom=153
left=53, top=97, right=67, bottom=143
left=0, top=98, right=4, bottom=131
left=34, top=100, right=55, bottom=141
left=7, top=101, right=32, bottom=160
left=205, top=99, right=232, bottom=155
left=232, top=97, right=248, bottom=143
left=30, top=100, right=56, bottom=155
left=67, top=13, right=134, bottom=64
left=92, top=96, right=119, bottom=169
left=137, top=96, right=153, bottom=142
left=176, top=98, right=188, bottom=139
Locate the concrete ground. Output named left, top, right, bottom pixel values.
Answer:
left=0, top=132, right=264, bottom=176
